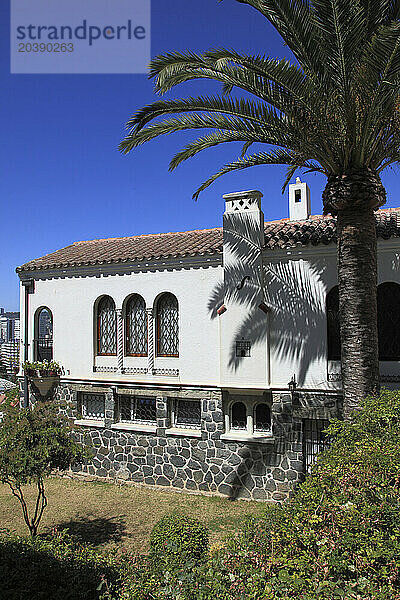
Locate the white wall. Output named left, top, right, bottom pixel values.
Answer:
left=219, top=194, right=268, bottom=390
left=19, top=238, right=400, bottom=393
left=264, top=247, right=338, bottom=390
left=20, top=260, right=223, bottom=387
left=265, top=239, right=400, bottom=390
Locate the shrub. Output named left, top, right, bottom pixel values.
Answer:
left=199, top=389, right=400, bottom=599
left=119, top=391, right=400, bottom=599
left=0, top=399, right=91, bottom=536
left=150, top=514, right=209, bottom=570
left=0, top=529, right=122, bottom=600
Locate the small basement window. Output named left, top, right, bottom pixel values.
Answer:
left=231, top=401, right=247, bottom=430
left=223, top=396, right=273, bottom=440
left=118, top=396, right=156, bottom=424
left=80, top=393, right=105, bottom=421
left=254, top=403, right=271, bottom=432
left=172, top=399, right=201, bottom=429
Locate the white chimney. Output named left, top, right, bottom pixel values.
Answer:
left=223, top=189, right=264, bottom=246
left=222, top=188, right=264, bottom=301
left=288, top=177, right=311, bottom=221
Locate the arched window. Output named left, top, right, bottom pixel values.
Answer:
left=34, top=307, right=53, bottom=361
left=326, top=286, right=341, bottom=360
left=254, top=403, right=271, bottom=432
left=156, top=293, right=179, bottom=357
left=378, top=282, right=400, bottom=361
left=231, top=401, right=247, bottom=430
left=125, top=295, right=147, bottom=356
left=97, top=296, right=116, bottom=356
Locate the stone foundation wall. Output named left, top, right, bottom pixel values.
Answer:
left=55, top=382, right=341, bottom=501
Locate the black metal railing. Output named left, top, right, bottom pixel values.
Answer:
left=34, top=338, right=53, bottom=361
left=303, top=419, right=330, bottom=474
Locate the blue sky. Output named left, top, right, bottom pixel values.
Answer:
left=1, top=0, right=400, bottom=310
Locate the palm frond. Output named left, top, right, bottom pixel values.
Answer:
left=120, top=0, right=400, bottom=198
left=126, top=95, right=282, bottom=134
left=192, top=149, right=316, bottom=200
left=119, top=110, right=293, bottom=155
left=169, top=133, right=259, bottom=171
left=234, top=0, right=326, bottom=81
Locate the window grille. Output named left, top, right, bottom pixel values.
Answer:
left=80, top=393, right=105, bottom=420
left=97, top=296, right=117, bottom=355
left=303, top=419, right=330, bottom=474
left=156, top=293, right=179, bottom=357
left=254, top=403, right=271, bottom=432
left=326, top=286, right=341, bottom=360
left=174, top=399, right=201, bottom=428
left=35, top=307, right=53, bottom=361
left=126, top=295, right=148, bottom=356
left=118, top=395, right=156, bottom=424
left=231, top=401, right=247, bottom=430
left=236, top=340, right=251, bottom=357
left=34, top=338, right=53, bottom=362
left=378, top=283, right=400, bottom=361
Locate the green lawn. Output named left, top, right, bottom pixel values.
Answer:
left=0, top=477, right=267, bottom=553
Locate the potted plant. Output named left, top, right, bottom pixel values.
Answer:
left=22, top=361, right=63, bottom=398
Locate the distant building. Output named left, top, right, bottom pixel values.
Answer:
left=0, top=309, right=20, bottom=343
left=0, top=309, right=20, bottom=377
left=0, top=341, right=20, bottom=376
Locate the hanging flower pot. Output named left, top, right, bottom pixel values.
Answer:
left=23, top=360, right=63, bottom=399
left=30, top=375, right=60, bottom=397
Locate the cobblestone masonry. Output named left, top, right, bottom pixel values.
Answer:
left=54, top=383, right=341, bottom=501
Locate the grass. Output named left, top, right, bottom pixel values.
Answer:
left=0, top=477, right=266, bottom=553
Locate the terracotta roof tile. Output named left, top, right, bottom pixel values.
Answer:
left=17, top=228, right=223, bottom=272
left=264, top=207, right=400, bottom=250
left=16, top=207, right=400, bottom=273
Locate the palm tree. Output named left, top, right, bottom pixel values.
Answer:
left=120, top=0, right=400, bottom=418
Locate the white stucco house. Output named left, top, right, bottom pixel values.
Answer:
left=16, top=179, right=400, bottom=500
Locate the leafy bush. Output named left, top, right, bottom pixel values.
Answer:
left=189, top=389, right=400, bottom=600
left=113, top=515, right=209, bottom=600
left=0, top=529, right=122, bottom=600
left=150, top=514, right=209, bottom=570
left=114, top=391, right=400, bottom=599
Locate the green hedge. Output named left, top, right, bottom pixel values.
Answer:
left=0, top=529, right=122, bottom=600
left=150, top=514, right=209, bottom=569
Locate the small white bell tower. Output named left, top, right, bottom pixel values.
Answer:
left=288, top=177, right=311, bottom=221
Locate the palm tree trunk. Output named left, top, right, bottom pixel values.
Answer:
left=323, top=168, right=385, bottom=419
left=337, top=206, right=379, bottom=417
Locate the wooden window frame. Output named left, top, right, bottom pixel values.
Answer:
left=96, top=296, right=117, bottom=356
left=156, top=293, right=179, bottom=358
left=125, top=295, right=148, bottom=357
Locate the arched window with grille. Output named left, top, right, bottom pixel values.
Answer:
left=378, top=282, right=400, bottom=361
left=254, top=403, right=271, bottom=432
left=156, top=293, right=179, bottom=357
left=34, top=307, right=53, bottom=361
left=231, top=401, right=247, bottom=430
left=326, top=286, right=341, bottom=360
left=96, top=296, right=116, bottom=356
left=125, top=295, right=148, bottom=356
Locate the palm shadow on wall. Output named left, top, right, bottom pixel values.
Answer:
left=207, top=213, right=329, bottom=500
left=208, top=211, right=329, bottom=385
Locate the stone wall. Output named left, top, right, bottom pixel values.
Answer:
left=56, top=382, right=341, bottom=501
